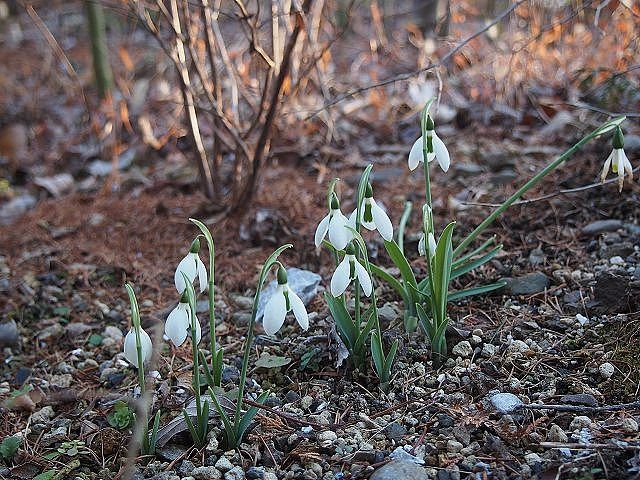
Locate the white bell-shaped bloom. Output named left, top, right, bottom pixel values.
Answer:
left=330, top=245, right=373, bottom=297
left=418, top=232, right=437, bottom=257
left=314, top=194, right=352, bottom=250
left=407, top=115, right=450, bottom=172
left=165, top=301, right=202, bottom=347
left=174, top=238, right=208, bottom=294
left=263, top=267, right=309, bottom=335
left=348, top=184, right=393, bottom=242
left=601, top=128, right=632, bottom=192
left=123, top=327, right=153, bottom=368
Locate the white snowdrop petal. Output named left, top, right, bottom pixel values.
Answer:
left=433, top=133, right=450, bottom=172
left=263, top=292, right=287, bottom=335
left=360, top=200, right=376, bottom=231
left=408, top=137, right=423, bottom=171
left=194, top=316, right=202, bottom=345
left=165, top=304, right=190, bottom=347
left=428, top=232, right=437, bottom=258
left=354, top=260, right=372, bottom=296
left=330, top=257, right=352, bottom=297
left=328, top=211, right=350, bottom=250
left=347, top=209, right=357, bottom=230
left=622, top=150, right=633, bottom=179
left=418, top=234, right=426, bottom=256
left=174, top=255, right=197, bottom=293
left=601, top=150, right=614, bottom=183
left=289, top=289, right=309, bottom=331
left=370, top=199, right=393, bottom=241
left=314, top=214, right=330, bottom=248
left=196, top=256, right=208, bottom=293
left=139, top=328, right=153, bottom=363
left=123, top=330, right=139, bottom=366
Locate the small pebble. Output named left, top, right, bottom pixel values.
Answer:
left=599, top=362, right=615, bottom=379
left=569, top=416, right=592, bottom=430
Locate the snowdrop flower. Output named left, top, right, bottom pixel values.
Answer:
left=314, top=194, right=352, bottom=250
left=348, top=183, right=393, bottom=241
left=263, top=266, right=309, bottom=335
left=331, top=243, right=373, bottom=297
left=408, top=115, right=450, bottom=172
left=123, top=327, right=152, bottom=368
left=165, top=292, right=201, bottom=347
left=174, top=238, right=208, bottom=294
left=418, top=232, right=437, bottom=258
left=418, top=204, right=437, bottom=257
left=601, top=127, right=633, bottom=192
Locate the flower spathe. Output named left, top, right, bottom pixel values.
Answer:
left=174, top=238, right=208, bottom=294
left=601, top=127, right=633, bottom=192
left=314, top=194, right=352, bottom=250
left=418, top=232, right=437, bottom=258
left=349, top=184, right=393, bottom=242
left=408, top=115, right=450, bottom=172
left=123, top=327, right=153, bottom=368
left=165, top=300, right=202, bottom=347
left=263, top=267, right=309, bottom=335
left=330, top=244, right=373, bottom=297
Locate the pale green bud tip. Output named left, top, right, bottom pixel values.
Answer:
left=277, top=265, right=288, bottom=285
left=180, top=289, right=189, bottom=303
left=330, top=194, right=340, bottom=210
left=189, top=237, right=201, bottom=253
left=345, top=243, right=355, bottom=255
left=365, top=182, right=373, bottom=198
left=426, top=115, right=434, bottom=131
left=613, top=127, right=624, bottom=149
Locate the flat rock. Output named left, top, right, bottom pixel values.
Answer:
left=560, top=394, right=598, bottom=407
left=505, top=272, right=550, bottom=295
left=257, top=268, right=321, bottom=320
left=0, top=320, right=20, bottom=347
left=370, top=460, right=429, bottom=480
left=490, top=393, right=524, bottom=414
left=582, top=220, right=622, bottom=235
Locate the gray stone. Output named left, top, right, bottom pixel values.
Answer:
left=215, top=456, right=234, bottom=472
left=599, top=362, right=615, bottom=379
left=559, top=394, right=598, bottom=407
left=317, top=430, right=337, bottom=447
left=191, top=466, right=222, bottom=480
left=370, top=460, right=429, bottom=480
left=0, top=194, right=36, bottom=224
left=157, top=445, right=188, bottom=462
left=257, top=268, right=321, bottom=320
left=31, top=406, right=54, bottom=424
left=505, top=272, right=550, bottom=295
left=383, top=422, right=407, bottom=442
left=451, top=341, right=473, bottom=358
left=0, top=320, right=19, bottom=347
left=490, top=393, right=523, bottom=414
left=569, top=416, right=592, bottom=430
left=224, top=467, right=245, bottom=480
left=547, top=424, right=568, bottom=442
left=582, top=219, right=622, bottom=235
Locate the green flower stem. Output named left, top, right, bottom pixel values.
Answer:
left=233, top=245, right=292, bottom=436
left=189, top=218, right=221, bottom=386
left=454, top=116, right=626, bottom=257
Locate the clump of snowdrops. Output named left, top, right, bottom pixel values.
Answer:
left=122, top=222, right=308, bottom=452
left=315, top=98, right=631, bottom=377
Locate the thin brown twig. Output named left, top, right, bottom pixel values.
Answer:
left=516, top=400, right=640, bottom=413
left=242, top=398, right=343, bottom=429
left=304, top=0, right=528, bottom=119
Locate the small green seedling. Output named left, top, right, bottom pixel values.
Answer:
left=107, top=401, right=135, bottom=429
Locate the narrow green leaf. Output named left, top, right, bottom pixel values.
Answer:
left=182, top=410, right=201, bottom=447
left=384, top=339, right=399, bottom=375
left=237, top=390, right=269, bottom=443
left=208, top=387, right=236, bottom=447
left=397, top=201, right=412, bottom=254
left=451, top=245, right=502, bottom=280
left=416, top=303, right=436, bottom=339
left=324, top=293, right=357, bottom=349
left=452, top=235, right=496, bottom=265
left=149, top=411, right=161, bottom=455
left=370, top=332, right=384, bottom=377
left=370, top=264, right=409, bottom=304
left=448, top=281, right=507, bottom=302
left=199, top=400, right=210, bottom=440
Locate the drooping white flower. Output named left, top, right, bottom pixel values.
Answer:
left=601, top=127, right=633, bottom=192
left=418, top=232, right=437, bottom=258
left=123, top=326, right=153, bottom=368
left=263, top=266, right=309, bottom=335
left=330, top=243, right=373, bottom=297
left=165, top=297, right=202, bottom=347
left=174, top=238, right=208, bottom=294
left=348, top=183, right=393, bottom=242
left=314, top=194, right=352, bottom=251
left=408, top=115, right=450, bottom=172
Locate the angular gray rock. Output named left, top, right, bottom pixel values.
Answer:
left=0, top=320, right=20, bottom=347
left=505, top=272, right=550, bottom=295
left=490, top=393, right=524, bottom=414
left=370, top=460, right=429, bottom=480
left=257, top=268, right=321, bottom=320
